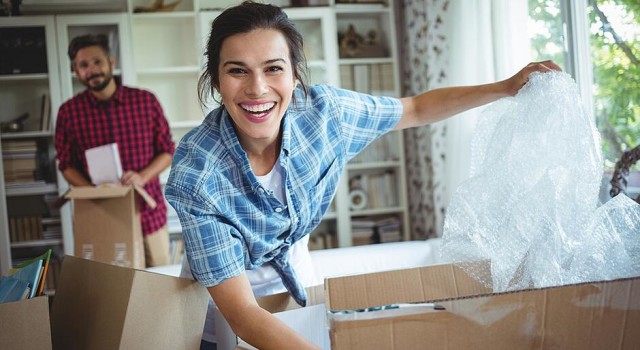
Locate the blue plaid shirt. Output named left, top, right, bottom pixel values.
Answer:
left=165, top=85, right=402, bottom=306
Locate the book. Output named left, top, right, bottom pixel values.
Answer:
left=35, top=250, right=52, bottom=296
left=11, top=250, right=52, bottom=297
left=40, top=93, right=51, bottom=131
left=8, top=258, right=42, bottom=299
left=0, top=276, right=30, bottom=303
left=85, top=142, right=123, bottom=185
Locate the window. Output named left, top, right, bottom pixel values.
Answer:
left=527, top=0, right=639, bottom=171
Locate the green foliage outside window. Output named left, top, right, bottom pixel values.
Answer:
left=529, top=0, right=639, bottom=170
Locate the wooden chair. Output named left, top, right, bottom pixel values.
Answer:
left=609, top=145, right=640, bottom=203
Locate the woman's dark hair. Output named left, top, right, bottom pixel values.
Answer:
left=198, top=1, right=309, bottom=107
left=68, top=34, right=110, bottom=61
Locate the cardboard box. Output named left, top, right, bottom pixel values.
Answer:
left=0, top=296, right=52, bottom=350
left=325, top=263, right=640, bottom=350
left=60, top=185, right=156, bottom=269
left=215, top=285, right=328, bottom=350
left=50, top=255, right=209, bottom=350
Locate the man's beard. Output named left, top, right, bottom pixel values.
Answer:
left=83, top=72, right=113, bottom=92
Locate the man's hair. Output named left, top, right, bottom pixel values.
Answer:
left=68, top=34, right=110, bottom=61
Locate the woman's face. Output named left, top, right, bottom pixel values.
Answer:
left=216, top=29, right=297, bottom=148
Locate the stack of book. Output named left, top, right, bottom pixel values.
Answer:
left=0, top=250, right=52, bottom=303
left=374, top=216, right=402, bottom=243
left=2, top=140, right=38, bottom=183
left=351, top=218, right=377, bottom=246
left=8, top=215, right=43, bottom=242
left=351, top=216, right=402, bottom=245
left=309, top=231, right=336, bottom=250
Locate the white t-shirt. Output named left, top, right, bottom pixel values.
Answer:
left=181, top=160, right=320, bottom=343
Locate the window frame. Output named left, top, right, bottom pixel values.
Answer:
left=560, top=0, right=595, bottom=120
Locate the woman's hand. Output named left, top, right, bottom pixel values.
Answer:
left=503, top=60, right=563, bottom=96
left=211, top=274, right=321, bottom=350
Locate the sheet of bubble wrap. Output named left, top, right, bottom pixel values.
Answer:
left=441, top=71, right=640, bottom=292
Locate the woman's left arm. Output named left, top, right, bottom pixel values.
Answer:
left=395, top=60, right=562, bottom=130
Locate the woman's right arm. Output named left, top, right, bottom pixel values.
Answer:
left=210, top=272, right=320, bottom=350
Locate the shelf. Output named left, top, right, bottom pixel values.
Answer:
left=42, top=217, right=61, bottom=225
left=335, top=4, right=389, bottom=13
left=5, top=183, right=58, bottom=197
left=0, top=73, right=49, bottom=81
left=323, top=211, right=338, bottom=220
left=136, top=66, right=200, bottom=75
left=339, top=57, right=394, bottom=65
left=350, top=206, right=405, bottom=216
left=11, top=239, right=63, bottom=248
left=131, top=12, right=196, bottom=19
left=1, top=130, right=53, bottom=139
left=347, top=160, right=402, bottom=170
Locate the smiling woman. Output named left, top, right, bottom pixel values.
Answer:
left=165, top=2, right=560, bottom=349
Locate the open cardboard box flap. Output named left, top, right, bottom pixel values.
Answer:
left=0, top=296, right=52, bottom=350
left=325, top=262, right=640, bottom=350
left=57, top=184, right=156, bottom=208
left=50, top=255, right=209, bottom=350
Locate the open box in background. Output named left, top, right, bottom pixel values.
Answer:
left=58, top=185, right=156, bottom=269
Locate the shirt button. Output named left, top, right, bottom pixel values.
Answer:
left=275, top=207, right=283, bottom=213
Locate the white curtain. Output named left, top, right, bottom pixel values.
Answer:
left=441, top=0, right=530, bottom=208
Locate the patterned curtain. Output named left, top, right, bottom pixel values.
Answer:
left=396, top=0, right=449, bottom=239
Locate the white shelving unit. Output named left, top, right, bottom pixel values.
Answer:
left=331, top=0, right=408, bottom=248
left=0, top=16, right=63, bottom=276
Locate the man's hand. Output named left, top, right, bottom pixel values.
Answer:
left=120, top=171, right=146, bottom=186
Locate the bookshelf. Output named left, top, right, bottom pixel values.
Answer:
left=333, top=0, right=408, bottom=248
left=0, top=16, right=64, bottom=290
